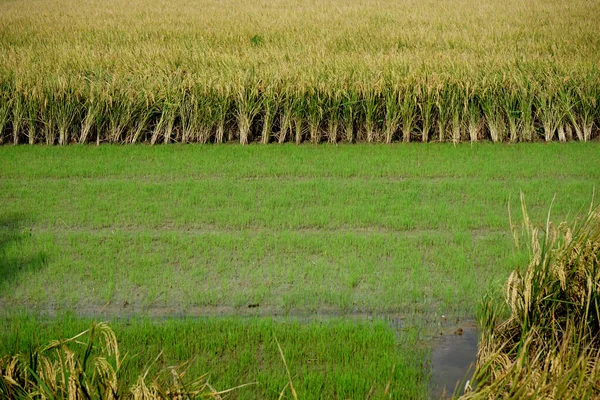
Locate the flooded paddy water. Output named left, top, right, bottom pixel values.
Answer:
left=429, top=323, right=478, bottom=399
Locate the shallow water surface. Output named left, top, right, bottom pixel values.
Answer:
left=430, top=324, right=478, bottom=399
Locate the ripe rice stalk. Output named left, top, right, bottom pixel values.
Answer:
left=290, top=89, right=306, bottom=145
left=435, top=85, right=454, bottom=143
left=461, top=197, right=600, bottom=399
left=22, top=85, right=41, bottom=145
left=399, top=85, right=417, bottom=143
left=361, top=88, right=380, bottom=143
left=0, top=96, right=9, bottom=144
left=383, top=87, right=401, bottom=144
left=260, top=86, right=278, bottom=144
left=129, top=101, right=153, bottom=144
left=466, top=92, right=483, bottom=143
left=11, top=91, right=24, bottom=145
left=306, top=86, right=324, bottom=144
left=451, top=109, right=462, bottom=144
left=277, top=90, right=293, bottom=144
left=0, top=323, right=239, bottom=399
left=502, top=83, right=522, bottom=143
left=39, top=93, right=56, bottom=145
left=418, top=84, right=435, bottom=143
left=518, top=82, right=536, bottom=142
left=294, top=115, right=304, bottom=145
left=197, top=91, right=219, bottom=144
left=480, top=87, right=505, bottom=143
left=236, top=83, right=261, bottom=145
left=148, top=87, right=179, bottom=145
left=435, top=87, right=451, bottom=142
left=179, top=90, right=199, bottom=143
left=566, top=83, right=597, bottom=142
left=214, top=86, right=231, bottom=144
left=342, top=89, right=358, bottom=143
left=80, top=90, right=102, bottom=144
left=557, top=124, right=568, bottom=142
left=536, top=86, right=563, bottom=142
left=327, top=89, right=342, bottom=144
left=48, top=77, right=81, bottom=146
left=151, top=101, right=177, bottom=144
left=106, top=91, right=134, bottom=144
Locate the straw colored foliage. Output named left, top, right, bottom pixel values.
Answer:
left=0, top=0, right=599, bottom=144
left=0, top=322, right=232, bottom=399
left=461, top=197, right=600, bottom=399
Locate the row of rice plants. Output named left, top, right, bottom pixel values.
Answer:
left=0, top=73, right=598, bottom=145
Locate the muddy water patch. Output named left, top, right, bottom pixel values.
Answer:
left=430, top=323, right=478, bottom=399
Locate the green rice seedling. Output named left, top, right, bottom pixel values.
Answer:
left=462, top=198, right=600, bottom=399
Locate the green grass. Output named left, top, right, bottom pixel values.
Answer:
left=1, top=144, right=600, bottom=398
left=3, top=144, right=599, bottom=316
left=0, top=316, right=427, bottom=399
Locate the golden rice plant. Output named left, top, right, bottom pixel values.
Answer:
left=0, top=322, right=234, bottom=399
left=460, top=197, right=600, bottom=399
left=0, top=0, right=599, bottom=144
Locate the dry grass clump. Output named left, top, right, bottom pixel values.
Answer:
left=0, top=322, right=232, bottom=399
left=461, top=198, right=600, bottom=399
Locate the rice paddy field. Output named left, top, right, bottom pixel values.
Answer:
left=0, top=0, right=599, bottom=145
left=1, top=144, right=600, bottom=398
left=2, top=0, right=600, bottom=398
